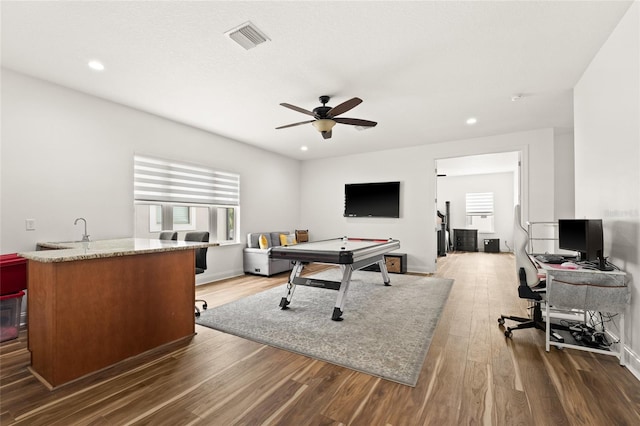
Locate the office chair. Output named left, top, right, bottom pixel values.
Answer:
left=185, top=231, right=209, bottom=317
left=498, top=205, right=560, bottom=338
left=159, top=231, right=177, bottom=240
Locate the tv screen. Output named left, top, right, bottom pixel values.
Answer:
left=344, top=181, right=400, bottom=218
left=558, top=219, right=604, bottom=262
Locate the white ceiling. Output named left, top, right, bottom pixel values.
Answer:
left=1, top=1, right=632, bottom=160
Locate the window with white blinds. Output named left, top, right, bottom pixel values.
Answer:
left=466, top=192, right=494, bottom=232
left=134, top=155, right=240, bottom=206
left=465, top=192, right=494, bottom=215
left=134, top=155, right=239, bottom=242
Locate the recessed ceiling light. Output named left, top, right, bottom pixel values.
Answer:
left=300, top=146, right=308, bottom=151
left=88, top=60, right=105, bottom=71
left=466, top=117, right=477, bottom=125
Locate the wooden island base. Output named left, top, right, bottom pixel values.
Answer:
left=27, top=334, right=194, bottom=390
left=28, top=249, right=196, bottom=388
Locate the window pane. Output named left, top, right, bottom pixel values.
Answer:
left=469, top=215, right=495, bottom=233
left=227, top=208, right=235, bottom=241
left=172, top=206, right=197, bottom=231
left=173, top=206, right=190, bottom=225
left=149, top=205, right=162, bottom=232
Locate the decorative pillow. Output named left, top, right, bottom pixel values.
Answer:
left=258, top=234, right=269, bottom=249
left=280, top=233, right=297, bottom=246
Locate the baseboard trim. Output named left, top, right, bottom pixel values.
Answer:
left=602, top=328, right=640, bottom=381
left=196, top=268, right=244, bottom=285
left=624, top=346, right=640, bottom=381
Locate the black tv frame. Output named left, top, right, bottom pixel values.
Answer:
left=343, top=181, right=400, bottom=218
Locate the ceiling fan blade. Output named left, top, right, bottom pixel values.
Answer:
left=321, top=130, right=332, bottom=140
left=280, top=103, right=316, bottom=117
left=334, top=117, right=377, bottom=127
left=276, top=119, right=315, bottom=129
left=327, top=97, right=362, bottom=117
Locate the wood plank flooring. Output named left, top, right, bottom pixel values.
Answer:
left=1, top=252, right=639, bottom=425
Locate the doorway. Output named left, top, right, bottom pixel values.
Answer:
left=435, top=151, right=521, bottom=255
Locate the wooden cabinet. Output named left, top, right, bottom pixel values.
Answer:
left=454, top=229, right=478, bottom=252
left=363, top=253, right=407, bottom=274
left=385, top=253, right=407, bottom=273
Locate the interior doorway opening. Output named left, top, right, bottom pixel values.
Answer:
left=435, top=151, right=521, bottom=257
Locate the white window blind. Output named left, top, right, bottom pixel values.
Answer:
left=134, top=155, right=240, bottom=206
left=466, top=192, right=494, bottom=215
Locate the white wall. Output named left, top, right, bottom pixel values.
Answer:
left=438, top=172, right=515, bottom=252
left=1, top=70, right=575, bottom=277
left=300, top=128, right=562, bottom=273
left=574, top=2, right=640, bottom=375
left=553, top=130, right=575, bottom=221
left=0, top=69, right=301, bottom=283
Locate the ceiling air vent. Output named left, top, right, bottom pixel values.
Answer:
left=225, top=21, right=270, bottom=50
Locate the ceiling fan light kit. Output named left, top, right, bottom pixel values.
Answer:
left=312, top=119, right=336, bottom=132
left=277, top=95, right=377, bottom=139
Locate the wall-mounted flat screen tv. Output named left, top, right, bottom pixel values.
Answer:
left=344, top=181, right=400, bottom=218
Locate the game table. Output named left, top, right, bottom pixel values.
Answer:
left=270, top=237, right=401, bottom=321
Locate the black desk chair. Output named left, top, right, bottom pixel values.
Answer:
left=185, top=231, right=209, bottom=317
left=498, top=205, right=567, bottom=339
left=159, top=231, right=177, bottom=241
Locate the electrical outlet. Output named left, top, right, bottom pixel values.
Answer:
left=25, top=218, right=36, bottom=231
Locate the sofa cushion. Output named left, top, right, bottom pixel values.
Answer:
left=280, top=233, right=297, bottom=246
left=247, top=232, right=290, bottom=248
left=258, top=234, right=269, bottom=249
left=269, top=232, right=287, bottom=246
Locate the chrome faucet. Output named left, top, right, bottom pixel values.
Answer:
left=74, top=217, right=90, bottom=242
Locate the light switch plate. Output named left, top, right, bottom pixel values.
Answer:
left=25, top=219, right=36, bottom=231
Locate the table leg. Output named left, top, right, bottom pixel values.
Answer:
left=378, top=259, right=391, bottom=286
left=280, top=261, right=304, bottom=310
left=332, top=266, right=354, bottom=321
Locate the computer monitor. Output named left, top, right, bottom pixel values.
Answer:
left=558, top=219, right=611, bottom=270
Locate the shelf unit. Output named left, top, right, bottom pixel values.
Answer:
left=544, top=269, right=628, bottom=365
left=527, top=221, right=558, bottom=254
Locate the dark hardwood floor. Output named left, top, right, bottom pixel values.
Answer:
left=1, top=252, right=639, bottom=425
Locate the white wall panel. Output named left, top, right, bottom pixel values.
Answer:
left=574, top=2, right=640, bottom=373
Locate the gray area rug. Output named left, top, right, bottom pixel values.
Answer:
left=196, top=269, right=453, bottom=386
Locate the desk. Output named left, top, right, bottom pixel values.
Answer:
left=270, top=237, right=400, bottom=321
left=536, top=260, right=628, bottom=364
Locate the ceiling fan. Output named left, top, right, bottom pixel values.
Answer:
left=276, top=95, right=377, bottom=139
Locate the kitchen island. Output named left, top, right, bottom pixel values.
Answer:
left=19, top=238, right=217, bottom=389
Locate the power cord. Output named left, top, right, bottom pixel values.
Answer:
left=559, top=313, right=619, bottom=349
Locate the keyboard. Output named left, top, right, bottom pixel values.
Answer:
left=535, top=254, right=565, bottom=264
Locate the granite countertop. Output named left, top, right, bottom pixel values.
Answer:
left=19, top=238, right=219, bottom=263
